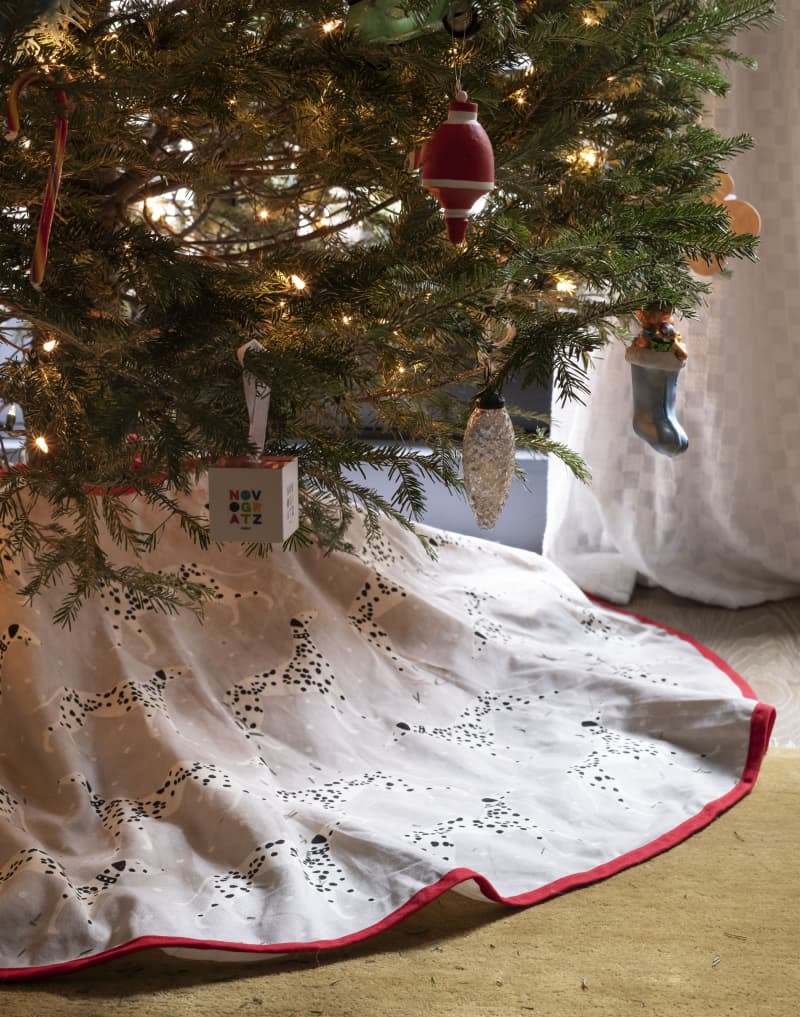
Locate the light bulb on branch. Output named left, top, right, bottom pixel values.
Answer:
left=2, top=405, right=17, bottom=431
left=555, top=276, right=577, bottom=295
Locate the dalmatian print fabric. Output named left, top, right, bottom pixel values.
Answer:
left=0, top=483, right=773, bottom=978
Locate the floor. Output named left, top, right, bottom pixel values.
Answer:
left=626, top=585, right=800, bottom=748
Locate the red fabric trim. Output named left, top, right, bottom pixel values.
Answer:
left=0, top=603, right=776, bottom=982
left=586, top=595, right=761, bottom=700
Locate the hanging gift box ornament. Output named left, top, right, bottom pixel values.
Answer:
left=462, top=388, right=516, bottom=529
left=421, top=90, right=494, bottom=243
left=208, top=455, right=299, bottom=542
left=625, top=308, right=689, bottom=457
left=207, top=340, right=299, bottom=542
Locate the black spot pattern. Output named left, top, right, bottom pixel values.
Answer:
left=48, top=667, right=184, bottom=733
left=615, top=663, right=681, bottom=688
left=0, top=528, right=22, bottom=581
left=196, top=839, right=297, bottom=917
left=226, top=613, right=344, bottom=732
left=394, top=690, right=537, bottom=755
left=405, top=794, right=543, bottom=861
left=359, top=525, right=404, bottom=569
left=462, top=589, right=510, bottom=656
left=426, top=533, right=470, bottom=553
left=567, top=716, right=675, bottom=803
left=301, top=829, right=350, bottom=902
left=275, top=770, right=416, bottom=811
left=0, top=786, right=21, bottom=828
left=173, top=563, right=224, bottom=600
left=197, top=828, right=352, bottom=913
left=348, top=574, right=409, bottom=668
left=96, top=579, right=160, bottom=626
left=0, top=849, right=149, bottom=914
left=62, top=762, right=249, bottom=842
left=0, top=623, right=34, bottom=700
left=578, top=610, right=614, bottom=638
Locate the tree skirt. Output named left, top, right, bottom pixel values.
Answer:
left=0, top=488, right=775, bottom=980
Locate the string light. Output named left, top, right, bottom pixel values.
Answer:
left=290, top=274, right=306, bottom=291
left=42, top=338, right=57, bottom=352
left=34, top=436, right=49, bottom=453
left=508, top=88, right=528, bottom=106
left=321, top=19, right=341, bottom=33
left=568, top=143, right=603, bottom=169
left=256, top=208, right=269, bottom=221
left=341, top=315, right=351, bottom=325
left=555, top=276, right=577, bottom=295
left=582, top=12, right=600, bottom=26
left=578, top=145, right=599, bottom=167
left=142, top=196, right=167, bottom=221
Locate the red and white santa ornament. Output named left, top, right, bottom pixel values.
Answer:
left=421, top=90, right=494, bottom=243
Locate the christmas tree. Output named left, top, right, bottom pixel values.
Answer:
left=0, top=0, right=775, bottom=622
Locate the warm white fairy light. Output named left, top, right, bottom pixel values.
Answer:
left=321, top=19, right=341, bottom=33
left=578, top=145, right=599, bottom=167
left=582, top=12, right=600, bottom=26
left=556, top=277, right=577, bottom=295
left=567, top=143, right=602, bottom=169
left=143, top=196, right=167, bottom=221
left=341, top=315, right=351, bottom=325
left=257, top=208, right=269, bottom=221
left=42, top=338, right=58, bottom=352
left=290, top=274, right=306, bottom=291
left=34, top=436, right=49, bottom=453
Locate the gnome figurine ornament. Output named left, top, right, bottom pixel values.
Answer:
left=421, top=89, right=494, bottom=243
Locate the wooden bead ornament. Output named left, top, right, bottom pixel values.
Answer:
left=687, top=173, right=762, bottom=277
left=421, top=90, right=495, bottom=243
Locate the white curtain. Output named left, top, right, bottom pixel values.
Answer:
left=543, top=7, right=800, bottom=608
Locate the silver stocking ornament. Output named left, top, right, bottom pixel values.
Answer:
left=462, top=389, right=516, bottom=529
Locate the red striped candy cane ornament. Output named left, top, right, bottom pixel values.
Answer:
left=421, top=90, right=494, bottom=243
left=5, top=70, right=70, bottom=290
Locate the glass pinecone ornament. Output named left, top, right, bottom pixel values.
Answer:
left=462, top=388, right=516, bottom=529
